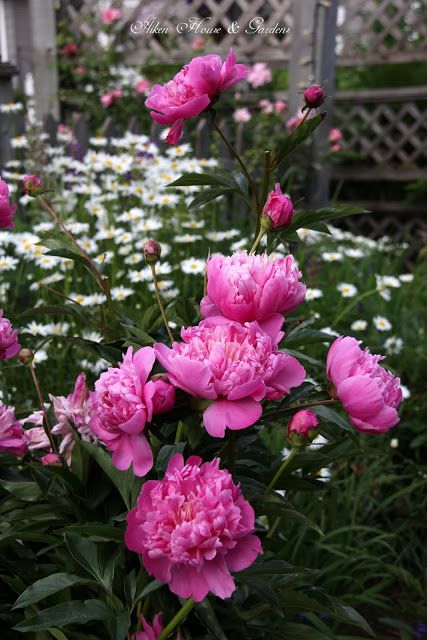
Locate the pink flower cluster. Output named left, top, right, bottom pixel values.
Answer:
left=247, top=62, right=272, bottom=88
left=125, top=454, right=262, bottom=602
left=145, top=49, right=248, bottom=144
left=200, top=251, right=306, bottom=323
left=155, top=315, right=305, bottom=438
left=90, top=347, right=175, bottom=476
left=101, top=6, right=121, bottom=24
left=0, top=179, right=16, bottom=229
left=0, top=309, right=20, bottom=360
left=327, top=337, right=402, bottom=434
left=101, top=88, right=123, bottom=108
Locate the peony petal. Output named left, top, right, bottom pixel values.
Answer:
left=203, top=398, right=262, bottom=438
left=202, top=555, right=236, bottom=600
left=337, top=375, right=384, bottom=419
left=130, top=433, right=153, bottom=477
left=226, top=534, right=263, bottom=572
left=133, top=346, right=156, bottom=387
left=119, top=408, right=147, bottom=435
left=169, top=564, right=209, bottom=602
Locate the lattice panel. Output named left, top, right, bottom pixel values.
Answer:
left=337, top=0, right=427, bottom=63
left=334, top=100, right=427, bottom=176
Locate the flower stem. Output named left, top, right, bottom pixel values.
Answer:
left=253, top=150, right=272, bottom=245
left=297, top=108, right=311, bottom=128
left=157, top=597, right=195, bottom=640
left=212, top=119, right=259, bottom=211
left=249, top=227, right=266, bottom=255
left=175, top=421, right=185, bottom=444
left=27, top=361, right=58, bottom=454
left=266, top=446, right=299, bottom=493
left=150, top=263, right=174, bottom=343
left=262, top=398, right=337, bottom=421
left=333, top=288, right=377, bottom=326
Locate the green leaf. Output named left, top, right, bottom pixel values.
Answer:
left=61, top=524, right=124, bottom=542
left=310, top=405, right=353, bottom=432
left=272, top=623, right=329, bottom=640
left=284, top=329, right=334, bottom=348
left=106, top=610, right=130, bottom=640
left=156, top=443, right=186, bottom=473
left=13, top=573, right=91, bottom=609
left=195, top=599, right=228, bottom=640
left=14, top=600, right=113, bottom=632
left=65, top=535, right=103, bottom=583
left=333, top=604, right=374, bottom=636
left=167, top=172, right=235, bottom=188
left=274, top=113, right=325, bottom=167
left=45, top=249, right=93, bottom=269
left=19, top=304, right=92, bottom=323
left=188, top=186, right=233, bottom=209
left=0, top=480, right=42, bottom=501
left=283, top=205, right=369, bottom=238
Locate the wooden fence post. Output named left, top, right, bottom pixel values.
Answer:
left=0, top=61, right=18, bottom=169
left=28, top=0, right=59, bottom=120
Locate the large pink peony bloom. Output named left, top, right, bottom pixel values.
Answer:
left=327, top=336, right=403, bottom=434
left=51, top=373, right=97, bottom=465
left=155, top=315, right=305, bottom=438
left=90, top=347, right=158, bottom=476
left=133, top=613, right=163, bottom=640
left=0, top=404, right=28, bottom=457
left=200, top=251, right=306, bottom=323
left=125, top=454, right=262, bottom=602
left=0, top=309, right=20, bottom=360
left=0, top=179, right=16, bottom=229
left=145, top=49, right=248, bottom=144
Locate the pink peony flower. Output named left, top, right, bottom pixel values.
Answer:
left=247, top=62, right=272, bottom=88
left=155, top=315, right=305, bottom=438
left=101, top=7, right=122, bottom=24
left=40, top=453, right=62, bottom=465
left=90, top=347, right=158, bottom=476
left=101, top=92, right=114, bottom=108
left=274, top=99, right=287, bottom=113
left=328, top=127, right=342, bottom=143
left=259, top=99, right=273, bottom=114
left=191, top=36, right=205, bottom=51
left=0, top=404, right=28, bottom=457
left=0, top=179, right=17, bottom=229
left=262, top=184, right=294, bottom=229
left=233, top=107, right=251, bottom=123
left=145, top=49, right=248, bottom=144
left=25, top=426, right=50, bottom=451
left=51, top=373, right=96, bottom=465
left=303, top=84, right=325, bottom=109
left=135, top=79, right=150, bottom=95
left=0, top=309, right=20, bottom=360
left=133, top=613, right=163, bottom=640
left=125, top=454, right=262, bottom=602
left=61, top=43, right=77, bottom=57
left=200, top=251, right=306, bottom=323
left=74, top=66, right=86, bottom=74
left=327, top=336, right=403, bottom=434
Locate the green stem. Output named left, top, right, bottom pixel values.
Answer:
left=333, top=288, right=377, bottom=326
left=262, top=398, right=337, bottom=421
left=249, top=227, right=266, bottom=255
left=157, top=597, right=195, bottom=640
left=212, top=119, right=259, bottom=211
left=254, top=150, right=272, bottom=244
left=175, top=421, right=185, bottom=444
left=297, top=107, right=311, bottom=128
left=266, top=446, right=299, bottom=493
left=28, top=361, right=58, bottom=454
left=150, top=263, right=174, bottom=344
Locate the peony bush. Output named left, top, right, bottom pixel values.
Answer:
left=0, top=49, right=408, bottom=638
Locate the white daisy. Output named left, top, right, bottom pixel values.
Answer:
left=373, top=316, right=392, bottom=331
left=351, top=319, right=367, bottom=331
left=180, top=258, right=205, bottom=275
left=337, top=283, right=358, bottom=298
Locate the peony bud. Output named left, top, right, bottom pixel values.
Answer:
left=262, top=183, right=294, bottom=230
left=303, top=84, right=325, bottom=109
left=18, top=348, right=34, bottom=365
left=288, top=409, right=319, bottom=447
left=40, top=453, right=62, bottom=466
left=22, top=175, right=42, bottom=197
left=151, top=375, right=176, bottom=415
left=143, top=240, right=161, bottom=264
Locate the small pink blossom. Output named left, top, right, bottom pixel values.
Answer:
left=288, top=409, right=319, bottom=446
left=50, top=373, right=96, bottom=465
left=0, top=309, right=20, bottom=360
left=233, top=107, right=251, bottom=123
left=262, top=183, right=294, bottom=229
left=328, top=127, right=342, bottom=143
left=61, top=43, right=78, bottom=57
left=40, top=453, right=62, bottom=466
left=0, top=404, right=28, bottom=457
left=247, top=62, right=272, bottom=88
left=200, top=251, right=306, bottom=323
left=155, top=315, right=305, bottom=438
left=22, top=174, right=41, bottom=196
left=274, top=99, right=287, bottom=113
left=101, top=88, right=122, bottom=108
left=25, top=426, right=50, bottom=451
left=0, top=179, right=17, bottom=229
left=90, top=347, right=158, bottom=476
left=133, top=613, right=163, bottom=640
left=191, top=36, right=205, bottom=51
left=330, top=143, right=341, bottom=153
left=135, top=79, right=150, bottom=95
left=74, top=66, right=86, bottom=74
left=101, top=7, right=121, bottom=24
left=146, top=49, right=248, bottom=144
left=286, top=115, right=301, bottom=131
left=125, top=454, right=262, bottom=602
left=259, top=99, right=273, bottom=114
left=327, top=337, right=403, bottom=434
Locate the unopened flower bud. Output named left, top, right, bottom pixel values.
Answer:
left=303, top=84, right=325, bottom=109
left=18, top=348, right=34, bottom=365
left=151, top=374, right=176, bottom=414
left=143, top=240, right=161, bottom=264
left=288, top=409, right=319, bottom=447
left=40, top=453, right=62, bottom=466
left=262, top=184, right=294, bottom=230
left=22, top=175, right=42, bottom=197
